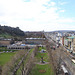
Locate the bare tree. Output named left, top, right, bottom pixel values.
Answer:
left=2, top=50, right=27, bottom=75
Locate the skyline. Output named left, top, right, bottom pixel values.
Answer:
left=0, top=0, right=75, bottom=31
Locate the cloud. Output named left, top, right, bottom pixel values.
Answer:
left=59, top=10, right=65, bottom=12
left=0, top=0, right=74, bottom=31
left=50, top=2, right=56, bottom=6
left=57, top=18, right=75, bottom=23
left=59, top=2, right=67, bottom=5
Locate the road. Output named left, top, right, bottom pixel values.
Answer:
left=44, top=32, right=75, bottom=75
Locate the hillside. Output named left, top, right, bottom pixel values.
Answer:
left=0, top=25, right=25, bottom=38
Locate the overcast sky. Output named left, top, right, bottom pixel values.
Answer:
left=0, top=0, right=75, bottom=31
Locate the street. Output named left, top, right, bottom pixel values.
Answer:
left=44, top=32, right=75, bottom=75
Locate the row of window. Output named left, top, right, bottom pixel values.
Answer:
left=8, top=47, right=25, bottom=49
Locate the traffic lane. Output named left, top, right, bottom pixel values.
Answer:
left=62, top=57, right=75, bottom=75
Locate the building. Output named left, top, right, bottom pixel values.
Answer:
left=63, top=36, right=75, bottom=53
left=0, top=39, right=13, bottom=47
left=25, top=38, right=46, bottom=45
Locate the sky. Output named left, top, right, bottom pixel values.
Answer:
left=0, top=0, right=75, bottom=31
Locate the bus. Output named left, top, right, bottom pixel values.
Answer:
left=61, top=65, right=69, bottom=75
left=72, top=59, right=75, bottom=64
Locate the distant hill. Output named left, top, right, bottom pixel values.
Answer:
left=50, top=30, right=75, bottom=33
left=0, top=25, right=25, bottom=38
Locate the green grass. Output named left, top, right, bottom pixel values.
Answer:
left=24, top=49, right=34, bottom=64
left=35, top=52, right=49, bottom=62
left=0, top=52, right=15, bottom=66
left=39, top=47, right=46, bottom=51
left=30, top=64, right=54, bottom=75
left=30, top=47, right=54, bottom=75
left=16, top=47, right=54, bottom=75
left=35, top=47, right=49, bottom=62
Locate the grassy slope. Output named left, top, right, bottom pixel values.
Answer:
left=30, top=47, right=54, bottom=75
left=0, top=33, right=13, bottom=38
left=0, top=52, right=15, bottom=66
left=0, top=33, right=23, bottom=39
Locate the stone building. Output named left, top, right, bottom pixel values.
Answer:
left=0, top=39, right=13, bottom=47
left=25, top=38, right=45, bottom=45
